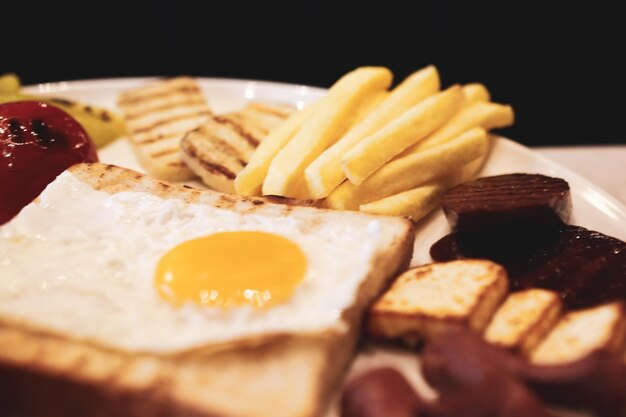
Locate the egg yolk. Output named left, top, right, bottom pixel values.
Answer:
left=155, top=231, right=307, bottom=308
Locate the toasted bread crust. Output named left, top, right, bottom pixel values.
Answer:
left=0, top=163, right=415, bottom=417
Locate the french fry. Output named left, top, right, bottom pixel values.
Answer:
left=262, top=66, right=393, bottom=198
left=359, top=152, right=487, bottom=221
left=402, top=101, right=514, bottom=154
left=304, top=66, right=440, bottom=198
left=462, top=83, right=490, bottom=104
left=359, top=182, right=449, bottom=220
left=352, top=90, right=389, bottom=125
left=341, top=85, right=465, bottom=185
left=326, top=127, right=488, bottom=210
left=234, top=101, right=319, bottom=196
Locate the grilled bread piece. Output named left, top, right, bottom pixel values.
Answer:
left=0, top=162, right=415, bottom=417
left=118, top=77, right=212, bottom=181
left=368, top=260, right=508, bottom=345
left=530, top=302, right=626, bottom=366
left=181, top=103, right=293, bottom=193
left=484, top=289, right=562, bottom=355
left=530, top=302, right=626, bottom=365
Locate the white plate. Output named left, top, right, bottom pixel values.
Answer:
left=24, top=77, right=626, bottom=417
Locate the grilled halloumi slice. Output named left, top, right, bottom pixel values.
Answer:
left=484, top=289, right=562, bottom=355
left=530, top=302, right=626, bottom=365
left=181, top=102, right=293, bottom=193
left=117, top=77, right=212, bottom=181
left=368, top=260, right=508, bottom=345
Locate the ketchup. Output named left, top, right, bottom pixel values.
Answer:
left=0, top=101, right=98, bottom=225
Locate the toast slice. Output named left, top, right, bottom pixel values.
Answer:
left=118, top=77, right=212, bottom=181
left=484, top=289, right=562, bottom=355
left=367, top=260, right=508, bottom=345
left=0, top=162, right=415, bottom=417
left=181, top=103, right=293, bottom=193
left=529, top=302, right=626, bottom=365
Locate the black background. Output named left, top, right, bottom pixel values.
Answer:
left=3, top=1, right=624, bottom=146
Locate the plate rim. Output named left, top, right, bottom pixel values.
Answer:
left=22, top=76, right=327, bottom=97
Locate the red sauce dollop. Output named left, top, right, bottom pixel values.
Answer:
left=0, top=101, right=98, bottom=225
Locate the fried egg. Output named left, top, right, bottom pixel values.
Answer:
left=0, top=171, right=385, bottom=353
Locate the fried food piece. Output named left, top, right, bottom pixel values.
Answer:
left=327, top=127, right=488, bottom=210
left=263, top=67, right=393, bottom=198
left=530, top=302, right=626, bottom=366
left=402, top=101, right=513, bottom=154
left=525, top=351, right=626, bottom=417
left=359, top=154, right=486, bottom=221
left=305, top=66, right=440, bottom=198
left=341, top=85, right=464, bottom=185
left=484, top=289, right=563, bottom=355
left=341, top=368, right=423, bottom=417
left=441, top=173, right=572, bottom=233
left=431, top=225, right=626, bottom=310
left=368, top=260, right=508, bottom=345
left=422, top=328, right=558, bottom=417
left=235, top=101, right=319, bottom=196
left=462, top=83, right=490, bottom=103
left=359, top=182, right=450, bottom=221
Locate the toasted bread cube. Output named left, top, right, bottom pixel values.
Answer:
left=484, top=289, right=562, bottom=355
left=530, top=302, right=626, bottom=365
left=368, top=260, right=508, bottom=344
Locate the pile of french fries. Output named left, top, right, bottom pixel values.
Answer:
left=234, top=66, right=514, bottom=221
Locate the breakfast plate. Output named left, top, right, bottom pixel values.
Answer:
left=22, top=77, right=626, bottom=417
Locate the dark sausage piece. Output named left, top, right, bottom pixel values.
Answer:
left=431, top=225, right=626, bottom=309
left=441, top=174, right=571, bottom=233
left=421, top=328, right=556, bottom=417
left=524, top=351, right=626, bottom=417
left=341, top=368, right=423, bottom=417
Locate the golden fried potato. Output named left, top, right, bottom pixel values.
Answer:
left=359, top=182, right=448, bottom=220
left=359, top=154, right=487, bottom=220
left=262, top=67, right=393, bottom=198
left=402, top=101, right=513, bottom=154
left=326, top=127, right=488, bottom=210
left=304, top=66, right=440, bottom=199
left=462, top=83, right=490, bottom=104
left=234, top=101, right=319, bottom=196
left=341, top=85, right=464, bottom=185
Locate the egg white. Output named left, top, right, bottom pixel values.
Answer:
left=0, top=172, right=384, bottom=353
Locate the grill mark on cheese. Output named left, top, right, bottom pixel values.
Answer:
left=131, top=110, right=212, bottom=134
left=135, top=132, right=182, bottom=145
left=181, top=128, right=247, bottom=175
left=247, top=103, right=293, bottom=118
left=150, top=148, right=179, bottom=158
left=213, top=116, right=260, bottom=147
left=124, top=99, right=208, bottom=120
left=184, top=141, right=237, bottom=179
left=118, top=86, right=202, bottom=105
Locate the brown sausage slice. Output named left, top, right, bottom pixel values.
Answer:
left=441, top=173, right=571, bottom=233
